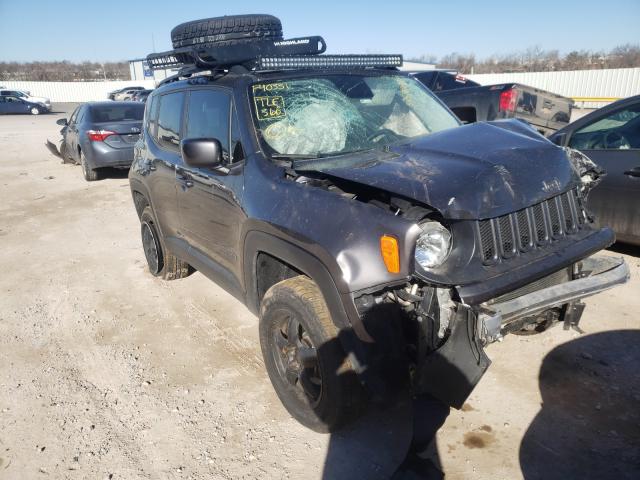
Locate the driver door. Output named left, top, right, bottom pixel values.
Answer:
left=568, top=102, right=640, bottom=243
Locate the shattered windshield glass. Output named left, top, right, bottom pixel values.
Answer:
left=250, top=74, right=459, bottom=157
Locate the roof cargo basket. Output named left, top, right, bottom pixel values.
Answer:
left=147, top=35, right=403, bottom=78
left=147, top=36, right=328, bottom=71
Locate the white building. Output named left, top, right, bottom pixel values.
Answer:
left=129, top=58, right=178, bottom=83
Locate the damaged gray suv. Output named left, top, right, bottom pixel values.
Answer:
left=128, top=14, right=629, bottom=432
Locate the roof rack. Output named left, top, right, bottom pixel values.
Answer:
left=147, top=35, right=403, bottom=84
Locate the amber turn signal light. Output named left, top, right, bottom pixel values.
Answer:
left=380, top=235, right=400, bottom=273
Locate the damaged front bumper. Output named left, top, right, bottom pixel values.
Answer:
left=478, top=255, right=629, bottom=343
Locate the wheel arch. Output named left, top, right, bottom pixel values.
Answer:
left=244, top=230, right=374, bottom=347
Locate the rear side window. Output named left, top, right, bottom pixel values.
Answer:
left=89, top=104, right=144, bottom=122
left=156, top=92, right=186, bottom=152
left=185, top=89, right=231, bottom=161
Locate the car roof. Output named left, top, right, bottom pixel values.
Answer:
left=152, top=67, right=409, bottom=96
left=86, top=101, right=145, bottom=108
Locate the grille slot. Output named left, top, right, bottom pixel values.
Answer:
left=498, top=215, right=515, bottom=256
left=547, top=198, right=562, bottom=237
left=516, top=209, right=532, bottom=250
left=477, top=190, right=588, bottom=265
left=479, top=220, right=495, bottom=261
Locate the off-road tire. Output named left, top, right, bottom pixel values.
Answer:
left=80, top=151, right=99, bottom=181
left=259, top=276, right=363, bottom=432
left=171, top=14, right=283, bottom=49
left=30, top=106, right=40, bottom=115
left=140, top=207, right=191, bottom=280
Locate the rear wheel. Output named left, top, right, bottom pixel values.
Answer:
left=259, top=276, right=363, bottom=432
left=80, top=151, right=99, bottom=181
left=140, top=206, right=191, bottom=280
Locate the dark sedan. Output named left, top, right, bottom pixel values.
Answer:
left=131, top=89, right=153, bottom=102
left=46, top=102, right=144, bottom=181
left=551, top=95, right=640, bottom=245
left=0, top=95, right=50, bottom=115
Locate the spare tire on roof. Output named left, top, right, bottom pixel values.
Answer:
left=171, top=14, right=283, bottom=49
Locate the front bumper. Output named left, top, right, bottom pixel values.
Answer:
left=478, top=254, right=629, bottom=342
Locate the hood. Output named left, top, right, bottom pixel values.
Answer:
left=294, top=120, right=580, bottom=220
left=28, top=96, right=50, bottom=104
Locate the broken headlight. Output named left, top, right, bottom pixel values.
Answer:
left=415, top=221, right=452, bottom=269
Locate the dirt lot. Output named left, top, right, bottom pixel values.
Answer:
left=0, top=107, right=638, bottom=480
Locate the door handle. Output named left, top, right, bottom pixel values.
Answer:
left=624, top=167, right=640, bottom=178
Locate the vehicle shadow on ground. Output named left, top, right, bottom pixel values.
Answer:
left=98, top=168, right=130, bottom=180
left=608, top=241, right=640, bottom=258
left=319, top=305, right=454, bottom=480
left=519, top=329, right=640, bottom=480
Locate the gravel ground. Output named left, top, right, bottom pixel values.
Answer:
left=0, top=109, right=638, bottom=480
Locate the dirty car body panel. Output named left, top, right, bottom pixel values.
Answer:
left=130, top=68, right=628, bottom=410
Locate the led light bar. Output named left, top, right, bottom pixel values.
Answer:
left=257, top=54, right=403, bottom=70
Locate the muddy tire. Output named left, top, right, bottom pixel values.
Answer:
left=259, top=276, right=363, bottom=432
left=140, top=207, right=191, bottom=280
left=80, top=151, right=99, bottom=181
left=171, top=14, right=283, bottom=49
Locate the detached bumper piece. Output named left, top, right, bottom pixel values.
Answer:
left=478, top=255, right=629, bottom=342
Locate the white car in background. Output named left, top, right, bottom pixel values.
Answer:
left=0, top=89, right=52, bottom=111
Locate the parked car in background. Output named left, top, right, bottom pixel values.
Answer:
left=550, top=95, right=640, bottom=245
left=412, top=70, right=573, bottom=136
left=117, top=89, right=146, bottom=101
left=107, top=86, right=144, bottom=100
left=0, top=95, right=50, bottom=115
left=131, top=89, right=153, bottom=102
left=45, top=102, right=144, bottom=181
left=0, top=88, right=51, bottom=111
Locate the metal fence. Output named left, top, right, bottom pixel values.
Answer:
left=0, top=80, right=156, bottom=103
left=467, top=68, right=640, bottom=109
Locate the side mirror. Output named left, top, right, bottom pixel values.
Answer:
left=56, top=118, right=68, bottom=126
left=551, top=133, right=566, bottom=146
left=180, top=138, right=222, bottom=168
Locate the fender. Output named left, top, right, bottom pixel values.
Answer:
left=243, top=230, right=375, bottom=348
left=128, top=177, right=153, bottom=219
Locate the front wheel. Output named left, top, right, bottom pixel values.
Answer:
left=259, top=276, right=363, bottom=432
left=30, top=106, right=40, bottom=115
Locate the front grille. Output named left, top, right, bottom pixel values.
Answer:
left=478, top=188, right=587, bottom=264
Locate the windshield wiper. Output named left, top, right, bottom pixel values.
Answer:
left=271, top=153, right=321, bottom=160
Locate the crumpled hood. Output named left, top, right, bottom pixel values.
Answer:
left=295, top=120, right=581, bottom=220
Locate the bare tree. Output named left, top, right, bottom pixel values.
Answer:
left=409, top=44, right=640, bottom=74
left=0, top=61, right=130, bottom=81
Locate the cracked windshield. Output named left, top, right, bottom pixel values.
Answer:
left=251, top=75, right=459, bottom=156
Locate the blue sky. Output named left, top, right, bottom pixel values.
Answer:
left=0, top=0, right=638, bottom=62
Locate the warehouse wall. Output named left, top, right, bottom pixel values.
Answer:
left=467, top=67, right=640, bottom=108
left=0, top=80, right=156, bottom=102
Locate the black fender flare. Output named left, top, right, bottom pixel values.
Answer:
left=243, top=230, right=374, bottom=349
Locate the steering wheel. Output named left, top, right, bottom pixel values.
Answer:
left=367, top=128, right=403, bottom=144
left=604, top=131, right=631, bottom=149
